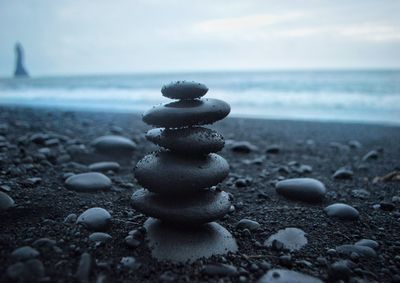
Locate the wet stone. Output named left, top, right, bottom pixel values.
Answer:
left=91, top=135, right=136, bottom=156
left=275, top=178, right=326, bottom=203
left=161, top=81, right=208, bottom=100
left=135, top=151, right=229, bottom=195
left=89, top=161, right=120, bottom=172
left=131, top=189, right=231, bottom=225
left=324, top=203, right=359, bottom=220
left=264, top=227, right=308, bottom=252
left=65, top=172, right=112, bottom=193
left=142, top=98, right=230, bottom=128
left=258, top=269, right=323, bottom=283
left=146, top=127, right=224, bottom=154
left=0, top=191, right=15, bottom=210
left=77, top=207, right=112, bottom=231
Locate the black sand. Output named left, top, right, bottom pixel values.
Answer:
left=0, top=106, right=399, bottom=282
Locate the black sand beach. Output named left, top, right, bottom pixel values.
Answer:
left=1, top=106, right=400, bottom=282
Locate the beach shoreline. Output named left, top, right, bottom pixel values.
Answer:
left=0, top=105, right=400, bottom=282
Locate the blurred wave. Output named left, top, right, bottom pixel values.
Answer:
left=0, top=70, right=399, bottom=125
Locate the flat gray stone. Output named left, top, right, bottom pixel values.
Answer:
left=144, top=218, right=238, bottom=263
left=265, top=228, right=308, bottom=252
left=65, top=172, right=111, bottom=192
left=11, top=246, right=40, bottom=261
left=135, top=151, right=229, bottom=195
left=324, top=203, right=359, bottom=220
left=236, top=219, right=261, bottom=231
left=89, top=232, right=112, bottom=243
left=336, top=244, right=377, bottom=258
left=333, top=168, right=353, bottom=179
left=258, top=269, right=324, bottom=283
left=146, top=127, right=224, bottom=154
left=91, top=135, right=136, bottom=155
left=89, top=161, right=120, bottom=172
left=77, top=207, right=112, bottom=231
left=355, top=239, right=379, bottom=250
left=0, top=191, right=15, bottom=210
left=131, top=189, right=231, bottom=225
left=142, top=98, right=230, bottom=128
left=161, top=81, right=208, bottom=100
left=275, top=178, right=326, bottom=203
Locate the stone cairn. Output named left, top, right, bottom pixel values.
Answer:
left=131, top=81, right=237, bottom=262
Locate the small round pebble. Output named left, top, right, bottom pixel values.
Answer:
left=236, top=219, right=261, bottom=231
left=65, top=172, right=112, bottom=192
left=355, top=239, right=379, bottom=250
left=275, top=178, right=326, bottom=203
left=161, top=81, right=208, bottom=99
left=333, top=168, right=354, bottom=179
left=91, top=135, right=136, bottom=155
left=0, top=191, right=15, bottom=210
left=89, top=232, right=112, bottom=243
left=324, top=203, right=359, bottom=220
left=77, top=207, right=112, bottom=231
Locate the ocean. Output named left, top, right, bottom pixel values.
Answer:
left=0, top=70, right=399, bottom=125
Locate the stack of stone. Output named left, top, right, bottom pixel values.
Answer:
left=131, top=81, right=237, bottom=262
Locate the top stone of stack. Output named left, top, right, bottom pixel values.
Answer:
left=161, top=81, right=208, bottom=100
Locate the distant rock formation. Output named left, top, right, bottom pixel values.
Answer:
left=14, top=43, right=29, bottom=78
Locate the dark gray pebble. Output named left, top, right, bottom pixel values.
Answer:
left=161, top=81, right=208, bottom=100
left=324, top=203, right=359, bottom=220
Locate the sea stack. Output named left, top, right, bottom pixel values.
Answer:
left=131, top=81, right=237, bottom=262
left=14, top=43, right=29, bottom=78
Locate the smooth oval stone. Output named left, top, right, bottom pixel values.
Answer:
left=131, top=189, right=231, bottom=225
left=324, top=203, right=359, bottom=220
left=77, top=207, right=112, bottom=231
left=355, top=239, right=379, bottom=250
left=0, top=191, right=15, bottom=210
left=65, top=172, right=111, bottom=192
left=336, top=244, right=377, bottom=258
left=89, top=232, right=112, bottom=243
left=146, top=127, right=224, bottom=154
left=91, top=135, right=136, bottom=155
left=135, top=151, right=229, bottom=195
left=264, top=227, right=308, bottom=252
left=11, top=246, right=40, bottom=261
left=258, top=269, right=323, bottom=283
left=89, top=161, right=120, bottom=172
left=144, top=218, right=238, bottom=263
left=161, top=81, right=208, bottom=100
left=142, top=98, right=230, bottom=128
left=236, top=219, right=261, bottom=231
left=275, top=178, right=326, bottom=203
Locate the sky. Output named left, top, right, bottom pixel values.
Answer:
left=0, top=0, right=400, bottom=76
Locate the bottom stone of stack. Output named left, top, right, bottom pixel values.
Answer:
left=144, top=218, right=238, bottom=263
left=131, top=188, right=231, bottom=225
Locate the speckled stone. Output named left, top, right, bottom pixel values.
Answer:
left=161, top=81, right=208, bottom=100
left=258, top=269, right=323, bottom=283
left=131, top=189, right=231, bottom=225
left=146, top=127, right=224, bottom=154
left=144, top=218, right=238, bottom=262
left=77, top=207, right=112, bottom=231
left=324, top=203, right=359, bottom=220
left=65, top=172, right=112, bottom=192
left=142, top=98, right=230, bottom=128
left=135, top=151, right=229, bottom=195
left=275, top=178, right=326, bottom=203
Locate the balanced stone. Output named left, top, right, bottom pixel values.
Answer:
left=275, top=178, right=326, bottom=203
left=142, top=98, right=230, bottom=128
left=77, top=207, right=112, bottom=231
left=144, top=218, right=238, bottom=263
left=161, top=81, right=208, bottom=100
left=65, top=172, right=111, bottom=192
left=0, top=191, right=15, bottom=210
left=89, top=161, right=120, bottom=172
left=324, top=203, right=359, bottom=220
left=146, top=127, right=224, bottom=154
left=91, top=135, right=136, bottom=155
left=131, top=189, right=231, bottom=225
left=258, top=269, right=323, bottom=283
left=135, top=151, right=229, bottom=195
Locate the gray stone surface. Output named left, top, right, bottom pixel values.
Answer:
left=89, top=161, right=120, bottom=172
left=65, top=172, right=111, bottom=192
left=265, top=228, right=308, bottom=251
left=275, top=178, right=326, bottom=203
left=0, top=191, right=15, bottom=210
left=324, top=203, right=359, bottom=220
left=131, top=189, right=231, bottom=225
left=135, top=151, right=229, bottom=195
left=258, top=269, right=324, bottom=283
left=142, top=98, right=230, bottom=128
left=11, top=246, right=40, bottom=261
left=144, top=218, right=238, bottom=263
left=77, top=207, right=112, bottom=231
left=146, top=127, right=224, bottom=154
left=161, top=81, right=208, bottom=100
left=91, top=135, right=136, bottom=156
